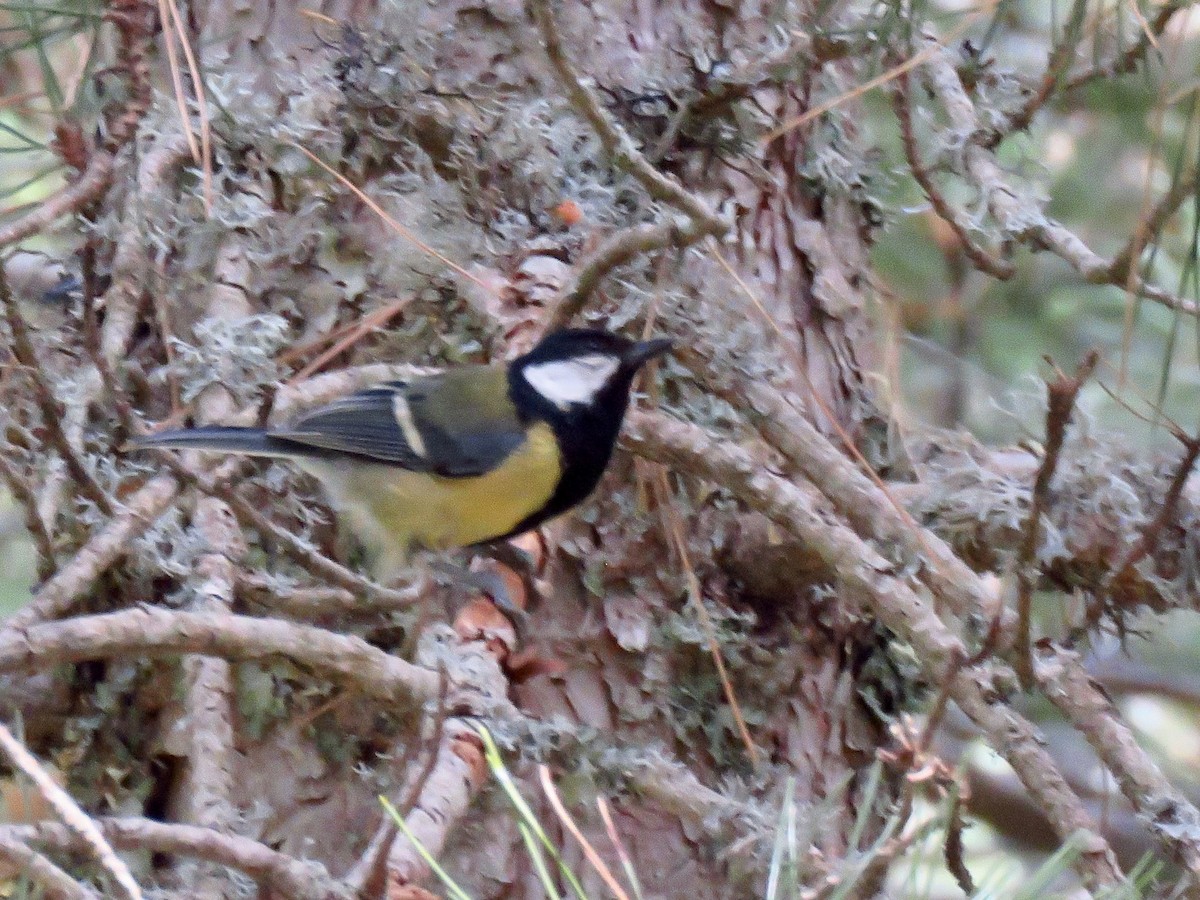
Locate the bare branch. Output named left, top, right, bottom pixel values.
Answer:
left=1038, top=644, right=1200, bottom=879
left=4, top=474, right=180, bottom=630
left=0, top=608, right=441, bottom=705
left=5, top=818, right=353, bottom=900
left=1014, top=352, right=1098, bottom=687
left=624, top=411, right=1125, bottom=890
left=0, top=833, right=99, bottom=900
left=0, top=724, right=141, bottom=900
left=1, top=264, right=113, bottom=514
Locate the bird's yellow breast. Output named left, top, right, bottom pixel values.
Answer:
left=315, top=422, right=561, bottom=577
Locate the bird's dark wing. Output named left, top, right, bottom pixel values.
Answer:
left=272, top=382, right=427, bottom=468
left=273, top=370, right=526, bottom=477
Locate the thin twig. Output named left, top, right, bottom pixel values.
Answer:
left=2, top=473, right=181, bottom=631
left=890, top=69, right=1014, bottom=278
left=286, top=296, right=413, bottom=384
left=350, top=670, right=451, bottom=898
left=596, top=797, right=644, bottom=900
left=944, top=788, right=975, bottom=895
left=0, top=833, right=98, bottom=900
left=0, top=724, right=142, bottom=900
left=528, top=0, right=724, bottom=327
left=1014, top=351, right=1098, bottom=688
left=983, top=0, right=1090, bottom=145
left=201, top=468, right=422, bottom=611
left=1063, top=0, right=1193, bottom=92
left=0, top=162, right=115, bottom=250
left=528, top=0, right=725, bottom=232
left=1105, top=428, right=1200, bottom=589
left=0, top=452, right=56, bottom=581
left=546, top=218, right=715, bottom=330
left=1108, top=168, right=1199, bottom=285
left=6, top=818, right=352, bottom=900
left=156, top=0, right=199, bottom=165
left=1, top=264, right=114, bottom=515
left=398, top=667, right=451, bottom=819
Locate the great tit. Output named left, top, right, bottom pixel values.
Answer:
left=132, top=328, right=672, bottom=579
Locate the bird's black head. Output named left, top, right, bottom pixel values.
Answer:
left=506, top=327, right=672, bottom=531
left=511, top=328, right=672, bottom=419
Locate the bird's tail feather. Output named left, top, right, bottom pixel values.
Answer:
left=129, top=426, right=315, bottom=460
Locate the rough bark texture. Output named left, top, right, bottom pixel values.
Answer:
left=3, top=0, right=1199, bottom=896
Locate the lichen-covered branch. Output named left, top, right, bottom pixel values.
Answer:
left=0, top=833, right=99, bottom=900
left=1037, top=645, right=1200, bottom=880
left=4, top=818, right=353, bottom=900
left=3, top=474, right=180, bottom=630
left=0, top=0, right=153, bottom=251
left=890, top=69, right=1014, bottom=279
left=0, top=608, right=441, bottom=705
left=0, top=724, right=141, bottom=899
left=922, top=39, right=1198, bottom=317
left=624, top=411, right=1125, bottom=890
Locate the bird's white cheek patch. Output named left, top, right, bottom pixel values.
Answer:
left=522, top=355, right=621, bottom=409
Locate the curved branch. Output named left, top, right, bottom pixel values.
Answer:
left=1039, top=645, right=1200, bottom=875
left=0, top=608, right=440, bottom=704
left=623, top=411, right=1125, bottom=891
left=0, top=834, right=99, bottom=900
left=5, top=818, right=352, bottom=900
left=0, top=725, right=139, bottom=900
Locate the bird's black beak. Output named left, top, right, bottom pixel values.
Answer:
left=624, top=337, right=674, bottom=370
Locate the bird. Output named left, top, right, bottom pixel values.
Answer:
left=130, top=328, right=672, bottom=617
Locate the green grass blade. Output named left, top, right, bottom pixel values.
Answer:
left=379, top=795, right=474, bottom=900
left=473, top=724, right=589, bottom=900
left=518, top=821, right=563, bottom=900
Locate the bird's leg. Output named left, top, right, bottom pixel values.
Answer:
left=427, top=556, right=530, bottom=644
left=480, top=540, right=542, bottom=611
